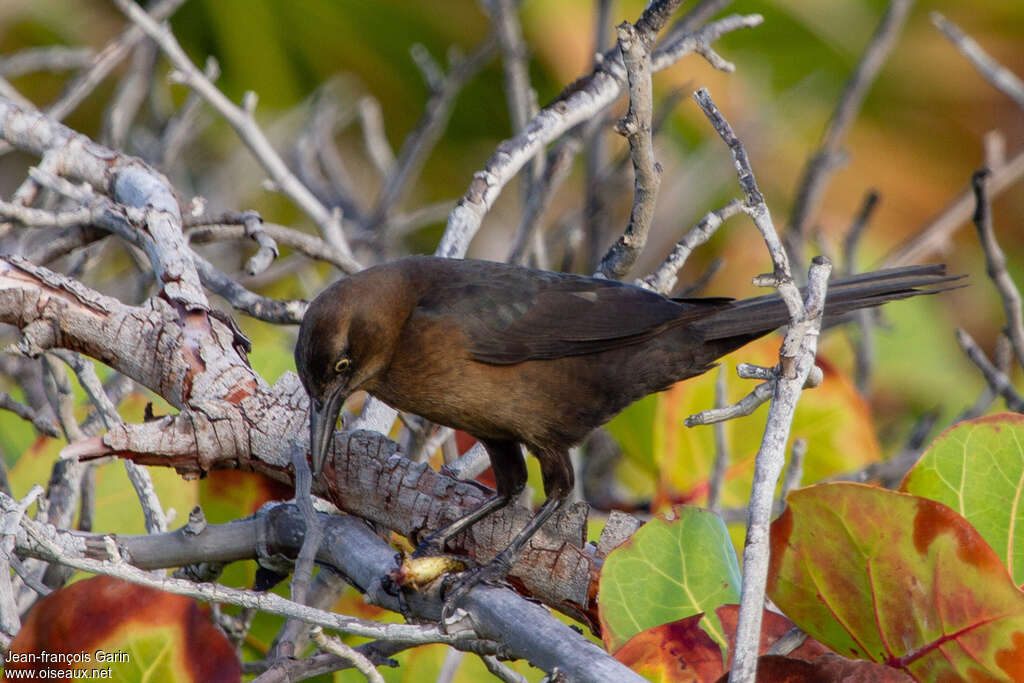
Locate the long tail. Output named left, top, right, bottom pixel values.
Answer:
left=692, top=264, right=962, bottom=342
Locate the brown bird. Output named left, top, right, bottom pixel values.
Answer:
left=294, top=256, right=955, bottom=603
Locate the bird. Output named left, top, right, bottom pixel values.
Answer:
left=294, top=255, right=956, bottom=606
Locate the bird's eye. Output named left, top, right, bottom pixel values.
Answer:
left=334, top=357, right=351, bottom=373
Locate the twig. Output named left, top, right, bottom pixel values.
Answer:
left=382, top=199, right=456, bottom=238
left=954, top=334, right=1012, bottom=423
left=686, top=381, right=772, bottom=427
left=0, top=76, right=32, bottom=111
left=786, top=0, right=914, bottom=265
left=842, top=189, right=880, bottom=275
left=639, top=199, right=742, bottom=294
left=49, top=350, right=166, bottom=534
left=0, top=391, right=60, bottom=438
left=191, top=252, right=307, bottom=324
left=677, top=257, right=724, bottom=296
left=957, top=329, right=1024, bottom=412
left=186, top=219, right=358, bottom=272
left=484, top=0, right=533, bottom=139
left=693, top=88, right=802, bottom=326
left=442, top=442, right=492, bottom=482
left=110, top=0, right=359, bottom=270
left=507, top=137, right=580, bottom=265
left=971, top=168, right=1024, bottom=369
left=483, top=654, right=530, bottom=683
left=595, top=21, right=663, bottom=279
left=779, top=438, right=807, bottom=505
left=249, top=642, right=406, bottom=682
left=43, top=0, right=187, bottom=124
left=310, top=627, right=386, bottom=683
left=437, top=13, right=763, bottom=259
left=0, top=47, right=94, bottom=77
left=0, top=487, right=44, bottom=638
left=370, top=39, right=497, bottom=230
left=486, top=0, right=543, bottom=206
left=730, top=259, right=831, bottom=683
left=829, top=409, right=938, bottom=488
left=356, top=96, right=396, bottom=179
left=843, top=190, right=881, bottom=393
left=667, top=0, right=738, bottom=37
left=160, top=56, right=219, bottom=169
left=582, top=0, right=617, bottom=270
left=694, top=87, right=832, bottom=683
left=931, top=12, right=1024, bottom=111
left=103, top=38, right=158, bottom=149
left=185, top=210, right=278, bottom=276
left=706, top=366, right=729, bottom=512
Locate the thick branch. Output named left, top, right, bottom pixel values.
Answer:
left=0, top=98, right=206, bottom=309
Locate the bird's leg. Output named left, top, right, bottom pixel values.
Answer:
left=439, top=446, right=573, bottom=621
left=412, top=439, right=526, bottom=557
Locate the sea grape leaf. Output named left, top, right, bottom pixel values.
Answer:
left=901, top=413, right=1024, bottom=586
left=7, top=576, right=240, bottom=682
left=600, top=506, right=740, bottom=654
left=614, top=605, right=829, bottom=682
left=768, top=483, right=1024, bottom=681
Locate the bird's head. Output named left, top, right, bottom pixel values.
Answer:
left=295, top=264, right=415, bottom=478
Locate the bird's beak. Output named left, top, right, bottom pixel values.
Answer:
left=309, top=387, right=348, bottom=479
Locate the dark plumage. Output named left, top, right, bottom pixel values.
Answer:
left=294, top=256, right=957, bottom=601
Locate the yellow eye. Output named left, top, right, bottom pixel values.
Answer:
left=334, top=357, right=351, bottom=373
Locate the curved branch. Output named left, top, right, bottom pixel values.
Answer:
left=436, top=13, right=763, bottom=259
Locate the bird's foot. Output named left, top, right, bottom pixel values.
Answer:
left=439, top=555, right=513, bottom=624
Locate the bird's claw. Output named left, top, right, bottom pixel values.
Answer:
left=439, top=559, right=512, bottom=624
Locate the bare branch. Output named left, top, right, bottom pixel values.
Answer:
left=0, top=392, right=60, bottom=439
left=786, top=0, right=914, bottom=264
left=49, top=349, right=167, bottom=535
left=0, top=47, right=95, bottom=77
left=160, top=56, right=219, bottom=169
left=932, top=12, right=1024, bottom=111
left=595, top=22, right=663, bottom=279
left=437, top=13, right=763, bottom=259
left=0, top=99, right=207, bottom=309
left=971, top=168, right=1024, bottom=369
left=639, top=199, right=743, bottom=294
left=507, top=138, right=580, bottom=266
left=43, top=0, right=187, bottom=124
left=730, top=258, right=832, bottom=683
left=956, top=328, right=1024, bottom=412
left=311, top=627, right=386, bottom=683
left=693, top=88, right=802, bottom=327
left=110, top=0, right=360, bottom=270
left=706, top=366, right=729, bottom=512
left=370, top=39, right=498, bottom=229
left=357, top=96, right=396, bottom=179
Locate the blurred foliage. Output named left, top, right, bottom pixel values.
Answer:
left=1, top=0, right=1023, bottom=679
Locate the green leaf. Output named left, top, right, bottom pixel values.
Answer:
left=769, top=483, right=1024, bottom=681
left=901, top=413, right=1024, bottom=586
left=599, top=506, right=740, bottom=655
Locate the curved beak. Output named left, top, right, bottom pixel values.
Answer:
left=309, top=388, right=349, bottom=478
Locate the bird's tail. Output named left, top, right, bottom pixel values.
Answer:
left=692, top=263, right=962, bottom=342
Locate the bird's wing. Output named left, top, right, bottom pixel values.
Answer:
left=415, top=263, right=730, bottom=365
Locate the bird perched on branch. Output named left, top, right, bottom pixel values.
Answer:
left=294, top=256, right=956, bottom=607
